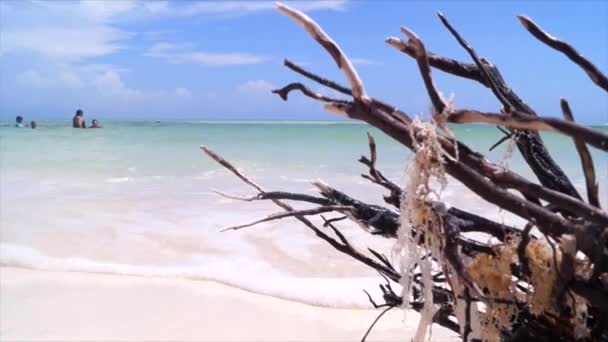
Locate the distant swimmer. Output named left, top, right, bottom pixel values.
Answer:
left=15, top=115, right=24, bottom=128
left=72, top=109, right=86, bottom=128
left=30, top=121, right=37, bottom=129
left=90, top=119, right=102, bottom=128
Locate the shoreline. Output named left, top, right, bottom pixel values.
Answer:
left=0, top=266, right=458, bottom=341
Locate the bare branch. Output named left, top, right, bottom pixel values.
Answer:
left=202, top=146, right=401, bottom=281
left=360, top=306, right=395, bottom=342
left=518, top=15, right=608, bottom=92
left=437, top=11, right=512, bottom=109
left=560, top=99, right=600, bottom=207
left=434, top=12, right=582, bottom=200
left=359, top=132, right=402, bottom=208
left=488, top=131, right=513, bottom=152
left=399, top=27, right=446, bottom=115
left=284, top=59, right=351, bottom=96
left=385, top=36, right=486, bottom=85
left=275, top=2, right=369, bottom=101
left=202, top=146, right=264, bottom=192
left=272, top=82, right=350, bottom=104
left=449, top=109, right=608, bottom=151
left=282, top=60, right=411, bottom=126
left=222, top=205, right=354, bottom=231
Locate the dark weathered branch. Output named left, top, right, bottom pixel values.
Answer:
left=273, top=74, right=608, bottom=244
left=359, top=133, right=402, bottom=208
left=488, top=128, right=514, bottom=151
left=560, top=99, right=600, bottom=207
left=399, top=27, right=446, bottom=115
left=283, top=59, right=411, bottom=125
left=518, top=15, right=608, bottom=92
left=221, top=205, right=354, bottom=231
left=437, top=12, right=512, bottom=109
left=221, top=4, right=608, bottom=339
left=202, top=146, right=401, bottom=282
left=212, top=189, right=333, bottom=206
left=436, top=12, right=582, bottom=201
left=360, top=306, right=394, bottom=342
left=449, top=109, right=608, bottom=151
left=271, top=82, right=349, bottom=104
left=385, top=37, right=486, bottom=85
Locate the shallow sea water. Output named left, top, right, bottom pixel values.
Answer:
left=1, top=121, right=606, bottom=307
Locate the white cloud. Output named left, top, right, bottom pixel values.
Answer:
left=175, top=87, right=192, bottom=97
left=58, top=71, right=85, bottom=88
left=174, top=1, right=347, bottom=16
left=4, top=27, right=131, bottom=60
left=142, top=1, right=170, bottom=15
left=145, top=43, right=268, bottom=66
left=94, top=70, right=141, bottom=97
left=77, top=0, right=137, bottom=22
left=237, top=80, right=276, bottom=94
left=1, top=1, right=135, bottom=61
left=16, top=70, right=50, bottom=88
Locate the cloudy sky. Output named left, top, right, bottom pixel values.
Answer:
left=1, top=1, right=606, bottom=122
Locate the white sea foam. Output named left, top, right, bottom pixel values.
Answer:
left=0, top=243, right=392, bottom=309
left=106, top=177, right=131, bottom=183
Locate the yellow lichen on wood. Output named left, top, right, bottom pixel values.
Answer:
left=526, top=239, right=561, bottom=315
left=467, top=242, right=518, bottom=341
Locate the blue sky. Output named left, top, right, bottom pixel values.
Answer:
left=1, top=1, right=606, bottom=122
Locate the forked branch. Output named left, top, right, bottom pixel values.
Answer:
left=518, top=15, right=608, bottom=92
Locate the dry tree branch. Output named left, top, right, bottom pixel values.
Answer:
left=284, top=59, right=352, bottom=95
left=359, top=132, right=402, bottom=208
left=389, top=11, right=583, bottom=201
left=275, top=2, right=369, bottom=102
left=559, top=99, right=600, bottom=207
left=437, top=12, right=512, bottom=110
left=282, top=60, right=411, bottom=125
left=212, top=189, right=333, bottom=206
left=385, top=37, right=486, bottom=86
left=448, top=109, right=608, bottom=151
left=221, top=205, right=355, bottom=231
left=271, top=69, right=599, bottom=236
left=360, top=306, right=395, bottom=342
left=273, top=78, right=608, bottom=243
left=399, top=27, right=446, bottom=115
left=271, top=82, right=350, bottom=104
left=201, top=146, right=401, bottom=282
left=518, top=15, right=608, bottom=92
left=219, top=4, right=608, bottom=339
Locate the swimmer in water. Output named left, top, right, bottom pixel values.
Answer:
left=15, top=115, right=24, bottom=128
left=31, top=121, right=37, bottom=129
left=72, top=109, right=86, bottom=128
left=90, top=119, right=102, bottom=128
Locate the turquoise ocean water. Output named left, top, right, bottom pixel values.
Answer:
left=1, top=121, right=606, bottom=307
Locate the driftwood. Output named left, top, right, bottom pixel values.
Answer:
left=203, top=4, right=607, bottom=341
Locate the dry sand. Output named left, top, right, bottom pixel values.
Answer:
left=0, top=267, right=458, bottom=341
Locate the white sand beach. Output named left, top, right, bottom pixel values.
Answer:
left=0, top=267, right=458, bottom=341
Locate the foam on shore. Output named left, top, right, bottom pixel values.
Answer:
left=1, top=243, right=395, bottom=309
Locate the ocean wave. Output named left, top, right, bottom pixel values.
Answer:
left=0, top=243, right=392, bottom=309
left=106, top=177, right=131, bottom=183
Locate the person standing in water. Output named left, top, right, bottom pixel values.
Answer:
left=30, top=121, right=37, bottom=129
left=72, top=109, right=86, bottom=128
left=90, top=119, right=102, bottom=128
left=15, top=115, right=24, bottom=128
